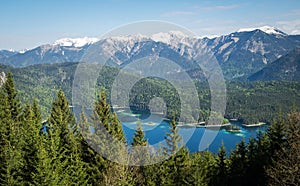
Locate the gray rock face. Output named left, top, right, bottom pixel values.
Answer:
left=0, top=71, right=6, bottom=86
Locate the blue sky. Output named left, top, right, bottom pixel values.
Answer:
left=1, top=0, right=300, bottom=50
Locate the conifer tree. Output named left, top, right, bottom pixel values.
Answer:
left=32, top=99, right=42, bottom=126
left=91, top=89, right=128, bottom=185
left=211, top=143, right=228, bottom=186
left=189, top=151, right=216, bottom=186
left=92, top=89, right=125, bottom=142
left=164, top=116, right=181, bottom=155
left=160, top=115, right=191, bottom=185
left=130, top=120, right=149, bottom=185
left=42, top=89, right=89, bottom=185
left=3, top=72, right=22, bottom=122
left=132, top=120, right=147, bottom=147
left=0, top=73, right=24, bottom=185
left=48, top=89, right=77, bottom=151
left=267, top=111, right=300, bottom=185
left=110, top=112, right=126, bottom=143
left=33, top=117, right=71, bottom=185
left=228, top=139, right=247, bottom=186
left=244, top=138, right=258, bottom=185
left=21, top=102, right=42, bottom=184
left=251, top=131, right=270, bottom=185
left=267, top=117, right=286, bottom=155
left=93, top=89, right=111, bottom=130
left=79, top=109, right=106, bottom=185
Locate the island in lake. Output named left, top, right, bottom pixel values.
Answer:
left=225, top=125, right=242, bottom=133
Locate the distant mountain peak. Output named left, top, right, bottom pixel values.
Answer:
left=151, top=30, right=188, bottom=42
left=237, top=26, right=287, bottom=35
left=19, top=49, right=29, bottom=54
left=108, top=34, right=147, bottom=42
left=53, top=37, right=99, bottom=47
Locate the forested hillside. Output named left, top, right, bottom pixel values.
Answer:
left=0, top=73, right=299, bottom=185
left=1, top=63, right=299, bottom=124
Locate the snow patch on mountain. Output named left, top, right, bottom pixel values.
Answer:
left=151, top=31, right=187, bottom=42
left=151, top=31, right=193, bottom=47
left=199, top=35, right=219, bottom=39
left=19, top=49, right=29, bottom=54
left=110, top=34, right=147, bottom=42
left=54, top=37, right=99, bottom=47
left=238, top=26, right=287, bottom=35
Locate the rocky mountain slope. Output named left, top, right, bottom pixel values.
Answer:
left=249, top=47, right=300, bottom=81
left=1, top=26, right=299, bottom=80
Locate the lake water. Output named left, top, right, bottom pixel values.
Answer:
left=116, top=108, right=268, bottom=154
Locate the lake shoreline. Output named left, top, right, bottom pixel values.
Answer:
left=177, top=122, right=231, bottom=128
left=242, top=122, right=266, bottom=127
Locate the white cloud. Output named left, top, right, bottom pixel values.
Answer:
left=276, top=20, right=300, bottom=35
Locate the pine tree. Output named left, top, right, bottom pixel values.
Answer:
left=110, top=112, right=126, bottom=143
left=267, top=117, right=286, bottom=155
left=33, top=119, right=71, bottom=185
left=93, top=89, right=111, bottom=130
left=189, top=151, right=216, bottom=186
left=252, top=131, right=270, bottom=185
left=267, top=111, right=300, bottom=185
left=79, top=109, right=106, bottom=185
left=130, top=120, right=149, bottom=185
left=35, top=90, right=88, bottom=185
left=21, top=102, right=42, bottom=184
left=48, top=89, right=77, bottom=152
left=3, top=72, right=22, bottom=122
left=132, top=120, right=147, bottom=147
left=90, top=89, right=128, bottom=185
left=0, top=74, right=24, bottom=185
left=92, top=89, right=125, bottom=142
left=228, top=139, right=247, bottom=186
left=211, top=143, right=228, bottom=186
left=164, top=116, right=181, bottom=155
left=160, top=115, right=191, bottom=185
left=244, top=138, right=258, bottom=186
left=32, top=99, right=42, bottom=126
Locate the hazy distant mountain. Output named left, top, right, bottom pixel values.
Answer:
left=2, top=37, right=99, bottom=67
left=249, top=48, right=300, bottom=81
left=0, top=50, right=17, bottom=63
left=1, top=26, right=300, bottom=79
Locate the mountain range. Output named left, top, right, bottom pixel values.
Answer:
left=1, top=26, right=300, bottom=80
left=249, top=47, right=300, bottom=81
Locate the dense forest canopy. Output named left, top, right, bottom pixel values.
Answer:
left=0, top=72, right=299, bottom=185
left=1, top=63, right=299, bottom=125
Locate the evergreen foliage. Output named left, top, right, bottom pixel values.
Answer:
left=0, top=72, right=298, bottom=186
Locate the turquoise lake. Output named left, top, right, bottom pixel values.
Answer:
left=116, top=108, right=268, bottom=154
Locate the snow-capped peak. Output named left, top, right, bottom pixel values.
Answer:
left=150, top=30, right=195, bottom=48
left=19, top=49, right=29, bottom=54
left=53, top=37, right=99, bottom=47
left=237, top=26, right=287, bottom=35
left=151, top=30, right=188, bottom=43
left=108, top=33, right=147, bottom=42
